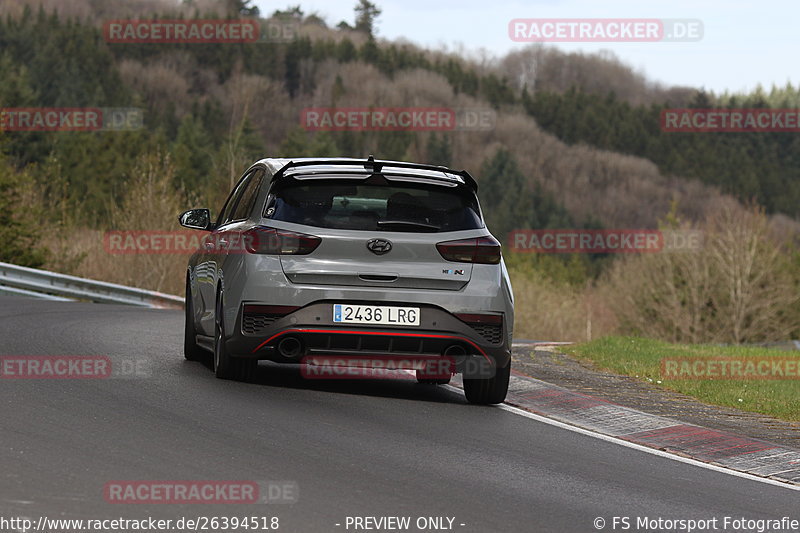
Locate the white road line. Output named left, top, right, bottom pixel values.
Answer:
left=443, top=385, right=800, bottom=492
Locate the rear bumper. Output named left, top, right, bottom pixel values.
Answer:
left=225, top=301, right=511, bottom=371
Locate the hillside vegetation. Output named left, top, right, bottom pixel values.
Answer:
left=1, top=0, right=798, bottom=342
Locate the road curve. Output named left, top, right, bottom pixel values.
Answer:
left=0, top=296, right=797, bottom=532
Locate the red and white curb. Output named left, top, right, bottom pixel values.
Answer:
left=450, top=370, right=800, bottom=487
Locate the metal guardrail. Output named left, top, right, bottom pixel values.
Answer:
left=1, top=263, right=798, bottom=350
left=0, top=262, right=184, bottom=309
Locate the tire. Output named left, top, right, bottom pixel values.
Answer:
left=184, top=276, right=206, bottom=361
left=213, top=289, right=256, bottom=382
left=463, top=361, right=510, bottom=405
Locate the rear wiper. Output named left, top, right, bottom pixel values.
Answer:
left=377, top=220, right=440, bottom=232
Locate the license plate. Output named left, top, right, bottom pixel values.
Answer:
left=333, top=304, right=420, bottom=326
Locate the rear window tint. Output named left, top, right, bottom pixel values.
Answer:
left=265, top=180, right=483, bottom=232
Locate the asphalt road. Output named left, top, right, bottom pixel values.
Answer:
left=0, top=296, right=797, bottom=533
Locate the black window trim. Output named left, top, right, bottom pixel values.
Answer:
left=229, top=168, right=266, bottom=223
left=215, top=165, right=265, bottom=228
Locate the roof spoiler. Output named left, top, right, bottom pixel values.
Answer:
left=272, top=156, right=478, bottom=192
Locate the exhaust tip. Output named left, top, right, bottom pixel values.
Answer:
left=443, top=344, right=467, bottom=357
left=277, top=336, right=303, bottom=358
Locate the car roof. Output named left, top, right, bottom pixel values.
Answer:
left=254, top=157, right=478, bottom=192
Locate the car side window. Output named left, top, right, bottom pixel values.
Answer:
left=216, top=169, right=258, bottom=227
left=230, top=169, right=265, bottom=222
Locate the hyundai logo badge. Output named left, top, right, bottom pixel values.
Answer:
left=366, top=238, right=393, bottom=255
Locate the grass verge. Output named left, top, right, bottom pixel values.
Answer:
left=563, top=336, right=800, bottom=422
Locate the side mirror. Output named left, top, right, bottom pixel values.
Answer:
left=178, top=209, right=213, bottom=231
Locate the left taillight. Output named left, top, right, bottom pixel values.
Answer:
left=243, top=227, right=321, bottom=255
left=436, top=236, right=501, bottom=264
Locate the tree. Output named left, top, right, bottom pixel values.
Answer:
left=280, top=127, right=339, bottom=157
left=109, top=151, right=189, bottom=294
left=222, top=0, right=260, bottom=16
left=172, top=115, right=213, bottom=190
left=216, top=117, right=264, bottom=196
left=426, top=134, right=451, bottom=167
left=376, top=131, right=413, bottom=161
left=354, top=0, right=381, bottom=36
left=0, top=153, right=47, bottom=267
left=360, top=37, right=380, bottom=64
left=605, top=205, right=800, bottom=343
left=336, top=39, right=357, bottom=62
left=479, top=149, right=572, bottom=242
left=272, top=6, right=303, bottom=20
left=284, top=38, right=313, bottom=97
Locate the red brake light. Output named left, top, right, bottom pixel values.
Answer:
left=244, top=227, right=321, bottom=255
left=436, top=236, right=501, bottom=264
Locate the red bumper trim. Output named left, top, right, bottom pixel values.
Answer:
left=250, top=328, right=493, bottom=364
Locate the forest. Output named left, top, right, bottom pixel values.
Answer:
left=1, top=0, right=798, bottom=343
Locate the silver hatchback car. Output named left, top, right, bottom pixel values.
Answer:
left=179, top=157, right=514, bottom=404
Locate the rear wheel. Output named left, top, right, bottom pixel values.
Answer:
left=184, top=277, right=205, bottom=361
left=214, top=289, right=256, bottom=382
left=463, top=362, right=510, bottom=405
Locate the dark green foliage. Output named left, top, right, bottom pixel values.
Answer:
left=479, top=149, right=603, bottom=283
left=0, top=153, right=47, bottom=267
left=426, top=134, right=451, bottom=167
left=280, top=127, right=339, bottom=157
left=376, top=131, right=413, bottom=160
left=46, top=129, right=164, bottom=225
left=226, top=0, right=259, bottom=16
left=284, top=38, right=312, bottom=97
left=172, top=114, right=214, bottom=190
left=479, top=148, right=573, bottom=241
left=523, top=88, right=800, bottom=218
left=0, top=7, right=796, bottom=251
left=271, top=6, right=304, bottom=20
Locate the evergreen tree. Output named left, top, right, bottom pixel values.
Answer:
left=172, top=115, right=213, bottom=190
left=354, top=0, right=381, bottom=36
left=280, top=127, right=339, bottom=157
left=223, top=0, right=259, bottom=16
left=426, top=134, right=451, bottom=167
left=0, top=152, right=47, bottom=267
left=479, top=149, right=572, bottom=241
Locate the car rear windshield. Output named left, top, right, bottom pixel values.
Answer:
left=265, top=179, right=483, bottom=232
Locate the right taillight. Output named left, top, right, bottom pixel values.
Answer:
left=436, top=236, right=501, bottom=264
left=454, top=313, right=502, bottom=325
